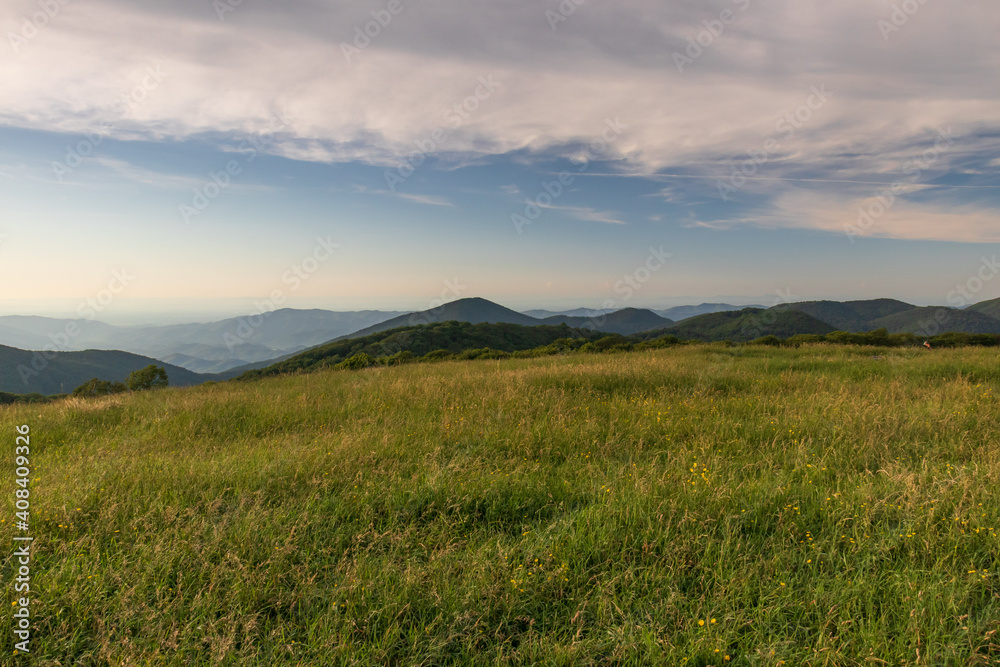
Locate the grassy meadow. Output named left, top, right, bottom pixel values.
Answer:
left=2, top=344, right=999, bottom=665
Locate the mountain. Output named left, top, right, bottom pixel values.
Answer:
left=966, top=296, right=1000, bottom=321
left=868, top=307, right=1000, bottom=335
left=654, top=303, right=761, bottom=322
left=0, top=344, right=212, bottom=395
left=340, top=299, right=673, bottom=340
left=239, top=320, right=605, bottom=380
left=210, top=352, right=303, bottom=380
left=340, top=298, right=540, bottom=340
left=773, top=298, right=1000, bottom=335
left=526, top=303, right=758, bottom=324
left=773, top=299, right=915, bottom=332
left=540, top=308, right=674, bottom=335
left=0, top=309, right=402, bottom=373
left=523, top=308, right=613, bottom=318
left=637, top=307, right=836, bottom=342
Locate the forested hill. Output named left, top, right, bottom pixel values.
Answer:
left=236, top=321, right=605, bottom=380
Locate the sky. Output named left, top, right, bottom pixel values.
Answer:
left=1, top=0, right=998, bottom=322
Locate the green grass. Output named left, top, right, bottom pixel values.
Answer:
left=2, top=344, right=999, bottom=665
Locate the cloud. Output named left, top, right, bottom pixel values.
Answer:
left=352, top=184, right=453, bottom=207
left=393, top=193, right=454, bottom=207
left=540, top=204, right=626, bottom=226
left=1, top=0, right=997, bottom=242
left=746, top=190, right=1000, bottom=244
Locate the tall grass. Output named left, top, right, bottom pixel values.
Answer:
left=2, top=344, right=998, bottom=665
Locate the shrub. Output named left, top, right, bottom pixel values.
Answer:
left=474, top=348, right=510, bottom=360
left=786, top=334, right=824, bottom=347
left=825, top=331, right=856, bottom=345
left=751, top=335, right=782, bottom=347
left=126, top=365, right=169, bottom=392
left=336, top=353, right=374, bottom=370
left=594, top=335, right=631, bottom=352
left=73, top=378, right=127, bottom=398
left=385, top=351, right=415, bottom=366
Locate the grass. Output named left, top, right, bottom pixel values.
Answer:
left=2, top=343, right=999, bottom=665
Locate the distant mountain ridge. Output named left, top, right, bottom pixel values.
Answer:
left=0, top=344, right=213, bottom=395
left=339, top=298, right=674, bottom=339
left=540, top=308, right=674, bottom=335
left=637, top=308, right=836, bottom=342
left=774, top=299, right=1000, bottom=335
left=5, top=296, right=1000, bottom=395
left=525, top=303, right=754, bottom=323
left=966, top=296, right=1000, bottom=321
left=772, top=299, right=915, bottom=332
left=0, top=309, right=403, bottom=374
left=655, top=303, right=763, bottom=322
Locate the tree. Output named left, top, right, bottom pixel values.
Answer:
left=73, top=378, right=126, bottom=398
left=125, top=365, right=169, bottom=391
left=336, top=353, right=373, bottom=370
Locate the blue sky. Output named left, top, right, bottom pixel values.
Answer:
left=1, top=0, right=998, bottom=321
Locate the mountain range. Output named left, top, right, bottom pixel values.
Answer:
left=0, top=344, right=211, bottom=396
left=341, top=298, right=675, bottom=339
left=2, top=295, right=1000, bottom=396
left=0, top=309, right=401, bottom=374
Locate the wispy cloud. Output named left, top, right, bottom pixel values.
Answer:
left=1, top=0, right=997, bottom=245
left=352, top=185, right=453, bottom=207
left=393, top=193, right=454, bottom=207
left=540, top=204, right=626, bottom=226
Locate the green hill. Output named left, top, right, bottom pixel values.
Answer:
left=340, top=298, right=540, bottom=339
left=638, top=307, right=836, bottom=342
left=238, top=320, right=604, bottom=380
left=870, top=306, right=1000, bottom=335
left=541, top=308, right=673, bottom=335
left=0, top=344, right=211, bottom=395
left=774, top=299, right=915, bottom=332
left=340, top=298, right=673, bottom=340
left=967, top=296, right=1000, bottom=321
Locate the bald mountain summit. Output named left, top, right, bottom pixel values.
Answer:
left=337, top=297, right=675, bottom=339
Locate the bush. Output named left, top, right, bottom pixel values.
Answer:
left=385, top=351, right=415, bottom=366
left=594, top=335, right=631, bottom=352
left=0, top=392, right=53, bottom=405
left=751, top=335, right=782, bottom=347
left=887, top=333, right=917, bottom=347
left=422, top=349, right=454, bottom=362
left=336, top=353, right=374, bottom=370
left=126, top=365, right=169, bottom=392
left=786, top=334, right=824, bottom=347
left=855, top=328, right=889, bottom=346
left=73, top=378, right=127, bottom=398
left=825, top=331, right=856, bottom=345
left=474, top=348, right=511, bottom=360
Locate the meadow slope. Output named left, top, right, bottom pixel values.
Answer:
left=2, top=344, right=999, bottom=665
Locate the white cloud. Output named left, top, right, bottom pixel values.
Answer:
left=1, top=0, right=997, bottom=242
left=393, top=193, right=454, bottom=207
left=540, top=204, right=626, bottom=226
left=762, top=190, right=1000, bottom=244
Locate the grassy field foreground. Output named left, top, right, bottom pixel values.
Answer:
left=2, top=344, right=999, bottom=665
